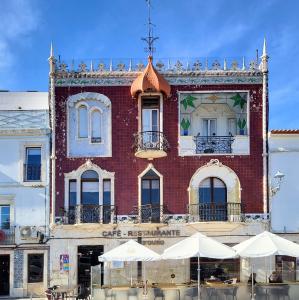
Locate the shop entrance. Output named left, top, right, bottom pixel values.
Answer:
left=77, top=246, right=104, bottom=290
left=0, top=255, right=10, bottom=296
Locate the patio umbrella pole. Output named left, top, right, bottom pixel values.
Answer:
left=130, top=262, right=133, bottom=287
left=251, top=262, right=255, bottom=300
left=197, top=253, right=201, bottom=300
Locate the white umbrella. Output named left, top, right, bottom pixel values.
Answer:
left=161, top=232, right=237, bottom=300
left=98, top=240, right=160, bottom=287
left=233, top=231, right=299, bottom=300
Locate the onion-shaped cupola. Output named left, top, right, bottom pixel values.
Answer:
left=130, top=56, right=171, bottom=98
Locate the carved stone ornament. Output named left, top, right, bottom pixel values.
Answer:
left=193, top=60, right=202, bottom=71
left=67, top=92, right=111, bottom=108
left=78, top=62, right=87, bottom=72
left=174, top=60, right=183, bottom=72
left=59, top=63, right=68, bottom=72
left=249, top=61, right=258, bottom=70
left=98, top=63, right=106, bottom=72
left=212, top=60, right=221, bottom=70
left=206, top=159, right=223, bottom=167
left=136, top=62, right=145, bottom=71
left=231, top=61, right=239, bottom=71
left=156, top=61, right=164, bottom=71
left=117, top=63, right=126, bottom=71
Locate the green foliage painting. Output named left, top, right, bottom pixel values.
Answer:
left=181, top=95, right=196, bottom=110
left=237, top=118, right=246, bottom=129
left=180, top=118, right=191, bottom=130
left=231, top=93, right=246, bottom=110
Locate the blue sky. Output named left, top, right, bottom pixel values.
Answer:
left=0, top=0, right=298, bottom=129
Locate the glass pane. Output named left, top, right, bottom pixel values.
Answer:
left=69, top=181, right=77, bottom=207
left=0, top=206, right=10, bottom=229
left=213, top=178, right=225, bottom=188
left=151, top=179, right=160, bottom=205
left=26, top=148, right=41, bottom=165
left=142, top=180, right=150, bottom=189
left=82, top=182, right=99, bottom=205
left=142, top=109, right=151, bottom=132
left=91, top=110, right=101, bottom=138
left=152, top=110, right=159, bottom=132
left=81, top=170, right=99, bottom=180
left=103, top=180, right=111, bottom=206
left=28, top=254, right=44, bottom=283
left=79, top=105, right=88, bottom=138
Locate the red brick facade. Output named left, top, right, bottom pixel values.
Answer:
left=54, top=83, right=264, bottom=216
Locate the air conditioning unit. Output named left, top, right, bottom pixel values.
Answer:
left=20, top=226, right=38, bottom=240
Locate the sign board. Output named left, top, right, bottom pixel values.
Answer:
left=60, top=254, right=70, bottom=272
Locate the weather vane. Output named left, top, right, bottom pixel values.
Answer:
left=141, top=0, right=159, bottom=56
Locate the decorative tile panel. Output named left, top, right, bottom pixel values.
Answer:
left=14, top=250, right=24, bottom=288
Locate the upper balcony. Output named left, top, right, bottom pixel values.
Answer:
left=133, top=131, right=169, bottom=159
left=179, top=92, right=250, bottom=156
left=57, top=203, right=264, bottom=226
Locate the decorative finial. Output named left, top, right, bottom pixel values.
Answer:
left=50, top=42, right=54, bottom=58
left=90, top=60, right=94, bottom=72
left=141, top=0, right=159, bottom=57
left=262, top=37, right=267, bottom=57
left=242, top=57, right=246, bottom=70
left=260, top=37, right=269, bottom=72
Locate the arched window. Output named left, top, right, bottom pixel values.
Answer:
left=91, top=109, right=102, bottom=143
left=141, top=169, right=160, bottom=222
left=199, top=177, right=227, bottom=221
left=81, top=170, right=99, bottom=205
left=78, top=105, right=88, bottom=138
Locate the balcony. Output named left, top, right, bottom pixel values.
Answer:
left=62, top=205, right=117, bottom=225
left=194, top=135, right=234, bottom=154
left=133, top=131, right=169, bottom=159
left=187, top=203, right=245, bottom=222
left=128, top=204, right=171, bottom=224
left=0, top=227, right=15, bottom=245
left=24, top=164, right=41, bottom=181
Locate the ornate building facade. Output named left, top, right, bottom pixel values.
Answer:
left=49, top=42, right=270, bottom=288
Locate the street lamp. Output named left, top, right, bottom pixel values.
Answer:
left=270, top=171, right=285, bottom=197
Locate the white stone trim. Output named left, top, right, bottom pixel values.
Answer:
left=67, top=92, right=112, bottom=157
left=64, top=160, right=115, bottom=210
left=188, top=159, right=241, bottom=205
left=23, top=249, right=48, bottom=294
left=138, top=163, right=164, bottom=208
left=19, top=142, right=47, bottom=186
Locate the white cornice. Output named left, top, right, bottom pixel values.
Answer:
left=0, top=128, right=50, bottom=136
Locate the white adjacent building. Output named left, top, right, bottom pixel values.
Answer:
left=0, top=92, right=50, bottom=297
left=269, top=129, right=299, bottom=281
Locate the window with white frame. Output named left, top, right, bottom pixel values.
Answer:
left=0, top=205, right=10, bottom=229
left=68, top=92, right=111, bottom=157
left=24, top=147, right=41, bottom=181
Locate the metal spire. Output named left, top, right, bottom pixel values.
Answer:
left=262, top=37, right=267, bottom=57
left=49, top=42, right=54, bottom=58
left=141, top=0, right=159, bottom=57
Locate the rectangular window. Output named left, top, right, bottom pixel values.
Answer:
left=28, top=254, right=44, bottom=283
left=25, top=147, right=41, bottom=181
left=103, top=179, right=111, bottom=224
left=69, top=180, right=77, bottom=207
left=0, top=206, right=10, bottom=229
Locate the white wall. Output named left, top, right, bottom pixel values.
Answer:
left=269, top=133, right=299, bottom=232
left=0, top=134, right=50, bottom=233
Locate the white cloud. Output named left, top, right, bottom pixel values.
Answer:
left=0, top=0, right=39, bottom=69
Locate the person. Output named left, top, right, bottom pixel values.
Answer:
left=248, top=272, right=257, bottom=285
left=214, top=264, right=225, bottom=279
left=269, top=271, right=283, bottom=283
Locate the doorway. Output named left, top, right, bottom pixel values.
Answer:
left=77, top=246, right=104, bottom=290
left=0, top=255, right=10, bottom=296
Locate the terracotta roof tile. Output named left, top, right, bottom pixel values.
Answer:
left=271, top=129, right=299, bottom=134
left=131, top=56, right=171, bottom=98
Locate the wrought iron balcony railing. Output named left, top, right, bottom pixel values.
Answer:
left=129, top=204, right=172, bottom=224
left=188, top=202, right=245, bottom=222
left=63, top=205, right=117, bottom=224
left=0, top=227, right=15, bottom=245
left=24, top=164, right=41, bottom=181
left=133, top=131, right=169, bottom=152
left=194, top=135, right=234, bottom=154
